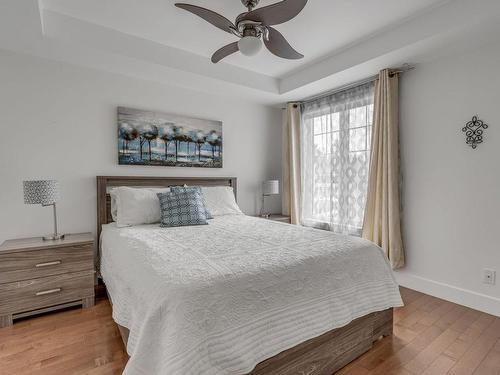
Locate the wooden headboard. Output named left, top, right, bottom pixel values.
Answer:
left=96, top=176, right=237, bottom=246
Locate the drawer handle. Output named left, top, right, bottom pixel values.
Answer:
left=35, top=288, right=62, bottom=296
left=35, top=260, right=62, bottom=268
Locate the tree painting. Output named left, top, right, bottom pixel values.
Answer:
left=207, top=131, right=221, bottom=160
left=172, top=126, right=184, bottom=162
left=118, top=107, right=222, bottom=168
left=138, top=124, right=159, bottom=161
left=119, top=123, right=138, bottom=154
left=159, top=123, right=175, bottom=159
left=193, top=130, right=206, bottom=161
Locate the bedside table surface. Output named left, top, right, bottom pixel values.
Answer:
left=0, top=233, right=94, bottom=254
left=256, top=214, right=291, bottom=223
left=267, top=214, right=291, bottom=220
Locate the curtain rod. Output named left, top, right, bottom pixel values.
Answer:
left=289, top=64, right=415, bottom=107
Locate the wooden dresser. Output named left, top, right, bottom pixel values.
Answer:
left=0, top=233, right=95, bottom=328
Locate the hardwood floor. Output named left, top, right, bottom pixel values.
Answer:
left=0, top=288, right=498, bottom=375
left=337, top=288, right=500, bottom=375
left=0, top=297, right=127, bottom=375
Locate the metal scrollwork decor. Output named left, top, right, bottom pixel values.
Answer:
left=462, top=115, right=488, bottom=149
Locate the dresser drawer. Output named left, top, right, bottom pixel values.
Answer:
left=0, top=244, right=93, bottom=284
left=0, top=271, right=94, bottom=315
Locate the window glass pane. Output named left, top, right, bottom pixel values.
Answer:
left=367, top=125, right=373, bottom=149
left=367, top=104, right=374, bottom=125
left=349, top=127, right=367, bottom=152
left=314, top=133, right=320, bottom=151
left=331, top=112, right=340, bottom=131
left=314, top=134, right=326, bottom=154
left=330, top=131, right=340, bottom=154
left=313, top=117, right=322, bottom=135
left=314, top=114, right=334, bottom=134
left=349, top=106, right=367, bottom=128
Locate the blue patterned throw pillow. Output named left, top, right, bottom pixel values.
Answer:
left=157, top=191, right=208, bottom=227
left=170, top=186, right=213, bottom=219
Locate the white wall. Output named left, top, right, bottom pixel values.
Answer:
left=0, top=50, right=282, bottom=243
left=397, top=41, right=500, bottom=315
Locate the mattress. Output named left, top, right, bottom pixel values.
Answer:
left=100, top=215, right=403, bottom=375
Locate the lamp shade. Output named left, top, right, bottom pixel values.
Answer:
left=262, top=180, right=279, bottom=196
left=23, top=180, right=59, bottom=205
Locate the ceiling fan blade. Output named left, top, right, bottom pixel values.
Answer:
left=264, top=27, right=303, bottom=59
left=211, top=42, right=240, bottom=63
left=238, top=0, right=307, bottom=26
left=175, top=3, right=236, bottom=34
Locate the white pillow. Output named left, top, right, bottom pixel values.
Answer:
left=111, top=186, right=170, bottom=227
left=200, top=186, right=243, bottom=216
left=110, top=192, right=118, bottom=222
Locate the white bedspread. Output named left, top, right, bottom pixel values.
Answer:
left=100, top=215, right=402, bottom=375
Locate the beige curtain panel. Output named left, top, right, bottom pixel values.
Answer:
left=362, top=69, right=405, bottom=269
left=282, top=103, right=302, bottom=224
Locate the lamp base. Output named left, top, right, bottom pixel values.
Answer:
left=43, top=234, right=65, bottom=241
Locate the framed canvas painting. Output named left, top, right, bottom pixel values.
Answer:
left=118, top=106, right=223, bottom=168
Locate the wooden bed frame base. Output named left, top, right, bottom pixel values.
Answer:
left=114, top=307, right=392, bottom=375
left=97, top=176, right=394, bottom=375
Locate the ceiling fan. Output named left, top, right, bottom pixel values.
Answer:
left=175, top=0, right=307, bottom=63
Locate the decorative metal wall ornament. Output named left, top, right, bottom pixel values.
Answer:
left=462, top=115, right=488, bottom=149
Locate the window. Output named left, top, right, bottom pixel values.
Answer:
left=301, top=82, right=375, bottom=235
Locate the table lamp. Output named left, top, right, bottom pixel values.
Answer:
left=23, top=180, right=65, bottom=240
left=260, top=180, right=279, bottom=218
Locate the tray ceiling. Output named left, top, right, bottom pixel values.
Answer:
left=42, top=0, right=446, bottom=77
left=1, top=0, right=500, bottom=105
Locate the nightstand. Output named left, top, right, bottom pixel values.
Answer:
left=0, top=233, right=95, bottom=328
left=259, top=214, right=291, bottom=224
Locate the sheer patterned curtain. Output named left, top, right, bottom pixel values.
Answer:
left=301, top=82, right=375, bottom=235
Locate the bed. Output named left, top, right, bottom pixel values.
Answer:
left=97, top=176, right=403, bottom=375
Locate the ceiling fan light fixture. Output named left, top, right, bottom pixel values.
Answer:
left=238, top=36, right=262, bottom=56
left=175, top=0, right=307, bottom=63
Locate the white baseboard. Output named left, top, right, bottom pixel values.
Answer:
left=394, top=271, right=500, bottom=317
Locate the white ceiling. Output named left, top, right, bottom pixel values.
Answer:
left=1, top=0, right=500, bottom=105
left=42, top=0, right=446, bottom=77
